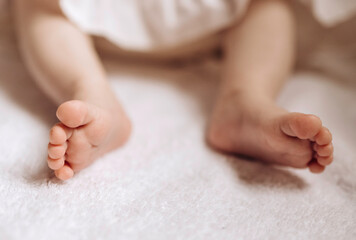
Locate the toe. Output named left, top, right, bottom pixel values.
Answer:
left=48, top=142, right=67, bottom=159
left=56, top=100, right=96, bottom=128
left=316, top=154, right=333, bottom=166
left=313, top=143, right=333, bottom=157
left=47, top=156, right=65, bottom=170
left=55, top=164, right=74, bottom=180
left=308, top=160, right=325, bottom=174
left=281, top=113, right=322, bottom=140
left=315, top=127, right=332, bottom=145
left=49, top=123, right=72, bottom=145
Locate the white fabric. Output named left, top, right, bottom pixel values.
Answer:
left=60, top=0, right=356, bottom=51
left=60, top=0, right=249, bottom=51
left=308, top=0, right=356, bottom=27
left=1, top=4, right=356, bottom=240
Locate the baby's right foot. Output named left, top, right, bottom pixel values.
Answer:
left=47, top=100, right=131, bottom=180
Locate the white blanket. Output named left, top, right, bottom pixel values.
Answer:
left=0, top=4, right=356, bottom=240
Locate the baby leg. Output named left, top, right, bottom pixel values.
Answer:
left=207, top=0, right=333, bottom=173
left=13, top=0, right=131, bottom=180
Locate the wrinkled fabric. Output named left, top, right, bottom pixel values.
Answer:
left=60, top=0, right=249, bottom=51
left=60, top=0, right=356, bottom=51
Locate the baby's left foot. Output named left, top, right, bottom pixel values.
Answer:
left=207, top=95, right=333, bottom=173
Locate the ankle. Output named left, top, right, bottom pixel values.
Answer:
left=217, top=89, right=275, bottom=110
left=72, top=88, right=119, bottom=109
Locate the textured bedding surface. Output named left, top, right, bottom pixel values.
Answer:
left=0, top=5, right=356, bottom=240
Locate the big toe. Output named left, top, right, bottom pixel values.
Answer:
left=57, top=100, right=94, bottom=128
left=281, top=113, right=322, bottom=140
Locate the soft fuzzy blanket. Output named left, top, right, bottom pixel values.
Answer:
left=0, top=3, right=355, bottom=240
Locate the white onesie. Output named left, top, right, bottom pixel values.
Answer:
left=60, top=0, right=356, bottom=52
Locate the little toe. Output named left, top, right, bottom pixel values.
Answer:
left=281, top=113, right=322, bottom=140
left=315, top=127, right=332, bottom=145
left=48, top=142, right=67, bottom=159
left=47, top=156, right=65, bottom=170
left=308, top=160, right=325, bottom=173
left=313, top=143, right=333, bottom=157
left=316, top=154, right=333, bottom=166
left=49, top=123, right=72, bottom=145
left=55, top=164, right=74, bottom=180
left=56, top=100, right=96, bottom=128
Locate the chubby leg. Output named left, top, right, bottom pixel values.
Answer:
left=207, top=0, right=333, bottom=173
left=13, top=0, right=131, bottom=180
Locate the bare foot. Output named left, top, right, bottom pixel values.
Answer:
left=207, top=95, right=333, bottom=173
left=47, top=100, right=131, bottom=180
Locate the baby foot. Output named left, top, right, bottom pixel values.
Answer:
left=47, top=100, right=131, bottom=180
left=207, top=99, right=333, bottom=173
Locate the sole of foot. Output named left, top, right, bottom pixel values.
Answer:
left=208, top=108, right=333, bottom=173
left=47, top=100, right=131, bottom=180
